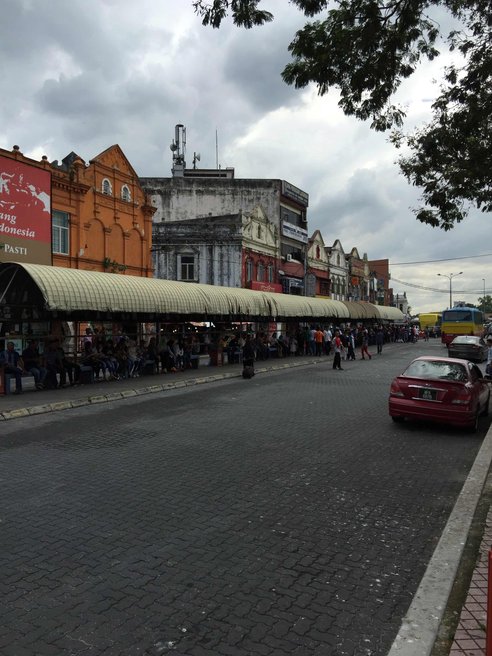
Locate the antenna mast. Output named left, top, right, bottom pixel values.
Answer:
left=170, top=124, right=186, bottom=176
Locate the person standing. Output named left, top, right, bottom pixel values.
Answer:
left=332, top=330, right=344, bottom=370
left=324, top=326, right=332, bottom=355
left=375, top=326, right=384, bottom=355
left=486, top=335, right=492, bottom=378
left=242, top=334, right=256, bottom=378
left=0, top=341, right=24, bottom=394
left=315, top=327, right=324, bottom=356
left=308, top=326, right=316, bottom=356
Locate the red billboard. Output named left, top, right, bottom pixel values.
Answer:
left=0, top=155, right=52, bottom=264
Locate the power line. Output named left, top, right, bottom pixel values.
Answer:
left=391, top=253, right=492, bottom=265
left=391, top=277, right=488, bottom=295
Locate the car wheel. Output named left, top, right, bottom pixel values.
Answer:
left=391, top=416, right=404, bottom=423
left=481, top=391, right=490, bottom=417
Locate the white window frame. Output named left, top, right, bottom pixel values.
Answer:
left=52, top=210, right=70, bottom=255
left=102, top=178, right=112, bottom=195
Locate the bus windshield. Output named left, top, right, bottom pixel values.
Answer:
left=442, top=310, right=472, bottom=322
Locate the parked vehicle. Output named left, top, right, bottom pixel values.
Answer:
left=388, top=356, right=490, bottom=431
left=447, top=335, right=488, bottom=362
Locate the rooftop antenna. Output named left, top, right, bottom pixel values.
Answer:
left=170, top=124, right=186, bottom=176
left=192, top=152, right=201, bottom=169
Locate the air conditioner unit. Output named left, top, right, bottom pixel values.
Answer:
left=286, top=254, right=293, bottom=262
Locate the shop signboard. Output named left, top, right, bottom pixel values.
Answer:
left=281, top=180, right=309, bottom=207
left=0, top=155, right=52, bottom=265
left=282, top=221, right=308, bottom=244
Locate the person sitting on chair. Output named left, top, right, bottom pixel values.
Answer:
left=22, top=339, right=47, bottom=390
left=0, top=341, right=24, bottom=394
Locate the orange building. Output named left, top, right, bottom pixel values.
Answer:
left=0, top=144, right=155, bottom=276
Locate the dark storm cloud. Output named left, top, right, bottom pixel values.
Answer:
left=221, top=26, right=302, bottom=113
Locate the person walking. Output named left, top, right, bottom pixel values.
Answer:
left=361, top=327, right=372, bottom=360
left=346, top=329, right=356, bottom=361
left=332, top=330, right=345, bottom=370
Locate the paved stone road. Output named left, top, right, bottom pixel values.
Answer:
left=0, top=342, right=489, bottom=655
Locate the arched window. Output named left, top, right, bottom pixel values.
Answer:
left=268, top=264, right=274, bottom=283
left=121, top=185, right=131, bottom=202
left=257, top=225, right=262, bottom=239
left=316, top=245, right=320, bottom=259
left=337, top=253, right=340, bottom=266
left=257, top=262, right=265, bottom=282
left=102, top=178, right=112, bottom=196
left=246, top=259, right=253, bottom=282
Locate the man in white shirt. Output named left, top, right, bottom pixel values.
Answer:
left=323, top=327, right=332, bottom=355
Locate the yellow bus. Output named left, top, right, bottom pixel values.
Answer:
left=440, top=307, right=485, bottom=345
left=419, top=312, right=442, bottom=331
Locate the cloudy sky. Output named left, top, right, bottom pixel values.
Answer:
left=1, top=0, right=489, bottom=313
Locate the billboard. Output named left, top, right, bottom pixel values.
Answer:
left=0, top=156, right=52, bottom=264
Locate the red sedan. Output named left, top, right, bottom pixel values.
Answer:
left=389, top=356, right=490, bottom=431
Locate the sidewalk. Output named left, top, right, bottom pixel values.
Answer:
left=448, top=509, right=492, bottom=656
left=1, top=349, right=491, bottom=656
left=0, top=354, right=319, bottom=420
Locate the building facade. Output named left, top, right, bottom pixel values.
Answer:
left=306, top=230, right=330, bottom=297
left=394, top=292, right=410, bottom=316
left=140, top=146, right=309, bottom=294
left=152, top=205, right=282, bottom=291
left=0, top=144, right=155, bottom=276
left=326, top=240, right=349, bottom=301
left=368, top=258, right=393, bottom=306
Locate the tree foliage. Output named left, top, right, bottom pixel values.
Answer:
left=478, top=295, right=492, bottom=314
left=193, top=0, right=492, bottom=230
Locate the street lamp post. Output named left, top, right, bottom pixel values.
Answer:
left=437, top=272, right=463, bottom=309
left=483, top=278, right=486, bottom=298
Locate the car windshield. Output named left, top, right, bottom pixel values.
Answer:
left=403, top=360, right=468, bottom=382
